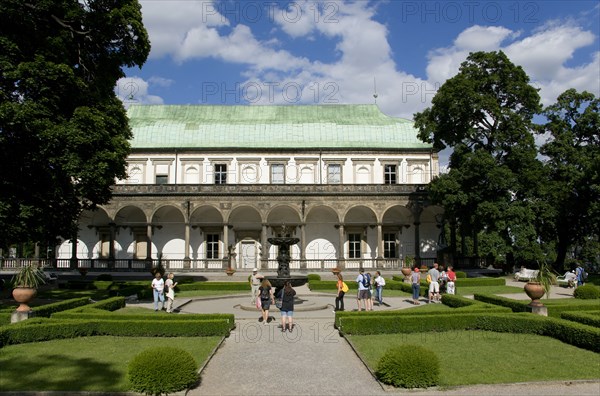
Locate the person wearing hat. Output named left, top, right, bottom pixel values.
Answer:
left=250, top=267, right=264, bottom=304
left=411, top=266, right=421, bottom=305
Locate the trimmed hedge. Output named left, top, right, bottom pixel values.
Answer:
left=573, top=284, right=600, bottom=299
left=376, top=345, right=439, bottom=388
left=474, top=313, right=600, bottom=352
left=338, top=313, right=482, bottom=335
left=307, top=274, right=321, bottom=281
left=87, top=296, right=126, bottom=311
left=0, top=318, right=231, bottom=347
left=51, top=312, right=236, bottom=329
left=129, top=347, right=198, bottom=395
left=308, top=280, right=355, bottom=291
left=32, top=297, right=91, bottom=317
left=455, top=271, right=467, bottom=278
left=474, top=293, right=600, bottom=317
left=560, top=311, right=600, bottom=328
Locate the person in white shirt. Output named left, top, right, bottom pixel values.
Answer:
left=165, top=272, right=178, bottom=313
left=356, top=269, right=370, bottom=311
left=151, top=272, right=165, bottom=311
left=373, top=271, right=386, bottom=306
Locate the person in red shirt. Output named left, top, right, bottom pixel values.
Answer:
left=446, top=266, right=457, bottom=295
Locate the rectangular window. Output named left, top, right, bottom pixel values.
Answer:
left=215, top=164, right=227, bottom=184
left=327, top=164, right=341, bottom=184
left=384, top=164, right=397, bottom=184
left=271, top=164, right=285, bottom=184
left=206, top=234, right=219, bottom=259
left=383, top=233, right=397, bottom=258
left=155, top=174, right=168, bottom=184
left=348, top=233, right=361, bottom=259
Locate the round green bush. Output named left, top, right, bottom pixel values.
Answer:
left=307, top=274, right=321, bottom=281
left=574, top=284, right=600, bottom=299
left=376, top=345, right=439, bottom=388
left=128, top=347, right=198, bottom=395
left=455, top=271, right=467, bottom=278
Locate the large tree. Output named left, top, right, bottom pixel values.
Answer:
left=0, top=0, right=150, bottom=248
left=537, top=89, right=600, bottom=270
left=414, top=51, right=544, bottom=264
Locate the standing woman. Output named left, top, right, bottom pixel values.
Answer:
left=411, top=267, right=421, bottom=305
left=151, top=272, right=165, bottom=311
left=335, top=273, right=345, bottom=312
left=165, top=273, right=178, bottom=313
left=279, top=281, right=296, bottom=332
left=258, top=278, right=274, bottom=324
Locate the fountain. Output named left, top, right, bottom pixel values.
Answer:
left=265, top=225, right=308, bottom=289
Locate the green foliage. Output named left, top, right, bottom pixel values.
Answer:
left=474, top=293, right=600, bottom=317
left=537, top=90, right=600, bottom=270
left=128, top=347, right=198, bottom=395
left=307, top=274, right=321, bottom=281
left=11, top=265, right=46, bottom=288
left=560, top=311, right=600, bottom=328
left=573, top=284, right=600, bottom=299
left=0, top=318, right=231, bottom=347
left=534, top=261, right=557, bottom=298
left=0, top=0, right=150, bottom=247
left=32, top=297, right=91, bottom=317
left=95, top=274, right=113, bottom=281
left=455, top=271, right=467, bottom=278
left=414, top=51, right=543, bottom=264
left=376, top=346, right=439, bottom=388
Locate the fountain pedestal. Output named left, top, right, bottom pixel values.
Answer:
left=265, top=235, right=308, bottom=289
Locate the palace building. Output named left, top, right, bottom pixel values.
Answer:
left=56, top=104, right=443, bottom=272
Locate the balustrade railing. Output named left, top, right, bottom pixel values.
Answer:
left=2, top=257, right=456, bottom=272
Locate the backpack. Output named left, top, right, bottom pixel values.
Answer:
left=163, top=282, right=169, bottom=294
left=341, top=282, right=349, bottom=293
left=260, top=287, right=270, bottom=300
left=362, top=273, right=371, bottom=288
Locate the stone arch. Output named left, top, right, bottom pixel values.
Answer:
left=344, top=206, right=378, bottom=259
left=305, top=205, right=340, bottom=261
left=382, top=205, right=414, bottom=259
left=190, top=205, right=224, bottom=260
left=228, top=205, right=262, bottom=269
left=151, top=205, right=185, bottom=260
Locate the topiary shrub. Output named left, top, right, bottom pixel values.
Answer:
left=574, top=284, right=600, bottom=299
left=128, top=347, right=198, bottom=395
left=455, top=271, right=467, bottom=278
left=307, top=274, right=321, bottom=281
left=375, top=345, right=439, bottom=388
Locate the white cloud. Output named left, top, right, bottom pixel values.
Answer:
left=115, top=77, right=164, bottom=107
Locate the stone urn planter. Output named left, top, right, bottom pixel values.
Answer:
left=401, top=267, right=412, bottom=282
left=225, top=268, right=236, bottom=276
left=524, top=282, right=545, bottom=307
left=12, top=287, right=37, bottom=312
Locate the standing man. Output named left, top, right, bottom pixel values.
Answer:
left=374, top=271, right=386, bottom=306
left=428, top=262, right=441, bottom=303
left=356, top=268, right=369, bottom=311
left=250, top=267, right=263, bottom=304
left=575, top=262, right=585, bottom=287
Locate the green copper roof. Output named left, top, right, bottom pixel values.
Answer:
left=126, top=104, right=431, bottom=150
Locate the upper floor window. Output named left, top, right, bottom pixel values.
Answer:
left=215, top=164, right=227, bottom=184
left=271, top=164, right=285, bottom=184
left=348, top=233, right=361, bottom=258
left=327, top=164, right=341, bottom=184
left=384, top=164, right=397, bottom=184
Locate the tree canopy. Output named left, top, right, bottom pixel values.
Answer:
left=415, top=51, right=544, bottom=264
left=0, top=0, right=150, bottom=248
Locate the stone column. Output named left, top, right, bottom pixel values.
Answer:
left=146, top=223, right=152, bottom=261
left=414, top=221, right=421, bottom=263
left=70, top=231, right=78, bottom=269
left=300, top=223, right=307, bottom=269
left=109, top=223, right=116, bottom=260
left=184, top=222, right=190, bottom=260
left=338, top=224, right=345, bottom=260
left=377, top=223, right=383, bottom=259
left=261, top=223, right=268, bottom=270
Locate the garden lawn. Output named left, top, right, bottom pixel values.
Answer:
left=348, top=331, right=600, bottom=386
left=0, top=336, right=221, bottom=392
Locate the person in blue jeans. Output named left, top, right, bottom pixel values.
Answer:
left=151, top=272, right=165, bottom=311
left=411, top=267, right=421, bottom=305
left=374, top=271, right=385, bottom=305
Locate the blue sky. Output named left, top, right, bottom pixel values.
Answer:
left=117, top=1, right=600, bottom=166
